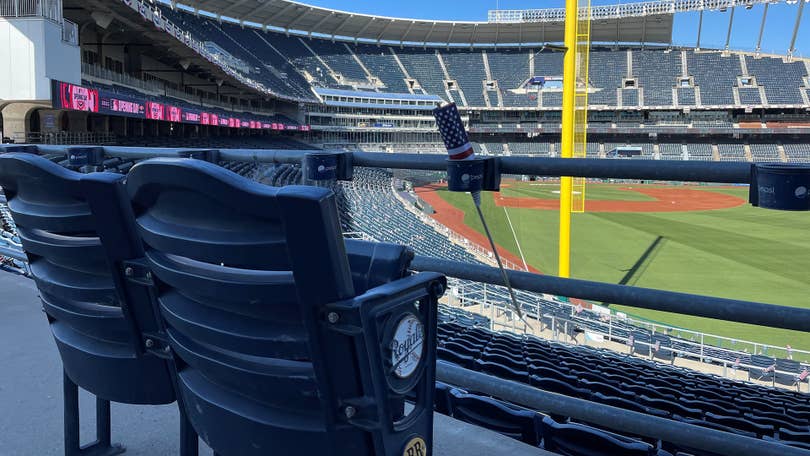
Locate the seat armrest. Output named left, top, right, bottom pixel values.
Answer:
left=344, top=238, right=415, bottom=294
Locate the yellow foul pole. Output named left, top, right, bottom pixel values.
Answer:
left=559, top=0, right=578, bottom=278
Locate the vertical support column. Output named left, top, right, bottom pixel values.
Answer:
left=63, top=372, right=81, bottom=454
left=96, top=398, right=112, bottom=448
left=559, top=0, right=578, bottom=279
left=787, top=0, right=806, bottom=61
left=755, top=3, right=769, bottom=56
left=724, top=7, right=736, bottom=51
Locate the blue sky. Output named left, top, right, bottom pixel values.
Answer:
left=305, top=0, right=809, bottom=57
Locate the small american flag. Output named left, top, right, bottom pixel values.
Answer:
left=627, top=335, right=634, bottom=347
left=433, top=103, right=474, bottom=160
left=799, top=369, right=809, bottom=382
left=654, top=341, right=661, bottom=352
left=765, top=364, right=776, bottom=373
left=734, top=357, right=741, bottom=367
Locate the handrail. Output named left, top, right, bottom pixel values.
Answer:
left=411, top=255, right=810, bottom=334
left=27, top=147, right=757, bottom=184
left=11, top=145, right=810, bottom=343
left=451, top=279, right=810, bottom=361
left=452, top=290, right=808, bottom=375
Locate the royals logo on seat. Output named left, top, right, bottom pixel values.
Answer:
left=391, top=313, right=425, bottom=379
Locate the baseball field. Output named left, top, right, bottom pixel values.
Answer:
left=417, top=180, right=810, bottom=358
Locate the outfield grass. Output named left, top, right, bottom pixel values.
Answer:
left=502, top=181, right=656, bottom=201
left=435, top=185, right=810, bottom=357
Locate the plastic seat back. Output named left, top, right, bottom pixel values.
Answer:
left=447, top=389, right=542, bottom=445
left=126, top=158, right=443, bottom=455
left=0, top=153, right=174, bottom=404
left=541, top=415, right=653, bottom=456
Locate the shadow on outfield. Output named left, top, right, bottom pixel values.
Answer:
left=617, top=235, right=666, bottom=288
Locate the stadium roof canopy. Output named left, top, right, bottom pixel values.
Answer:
left=166, top=0, right=678, bottom=44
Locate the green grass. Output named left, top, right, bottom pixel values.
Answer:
left=435, top=185, right=810, bottom=357
left=502, top=181, right=656, bottom=201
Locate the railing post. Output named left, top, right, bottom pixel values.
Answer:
left=490, top=289, right=495, bottom=330
left=552, top=316, right=557, bottom=341
left=511, top=304, right=517, bottom=333
left=700, top=333, right=704, bottom=363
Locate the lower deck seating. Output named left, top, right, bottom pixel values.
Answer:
left=436, top=382, right=671, bottom=455
left=437, top=307, right=810, bottom=451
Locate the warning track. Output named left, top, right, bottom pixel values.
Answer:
left=493, top=186, right=746, bottom=212
left=414, top=185, right=541, bottom=274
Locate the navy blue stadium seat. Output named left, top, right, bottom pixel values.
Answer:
left=622, top=382, right=657, bottom=398
left=438, top=346, right=476, bottom=368
left=531, top=365, right=579, bottom=384
left=580, top=379, right=635, bottom=400
left=434, top=382, right=454, bottom=416
left=776, top=359, right=802, bottom=386
left=680, top=397, right=733, bottom=417
left=704, top=412, right=774, bottom=437
left=529, top=375, right=590, bottom=398
left=674, top=415, right=757, bottom=438
left=764, top=435, right=810, bottom=451
left=638, top=395, right=702, bottom=419
left=443, top=339, right=482, bottom=358
left=591, top=392, right=669, bottom=418
left=776, top=427, right=810, bottom=444
left=0, top=153, right=178, bottom=456
left=652, top=334, right=675, bottom=362
left=645, top=375, right=687, bottom=390
left=123, top=158, right=445, bottom=456
left=690, top=387, right=728, bottom=403
left=735, top=396, right=784, bottom=413
left=446, top=389, right=542, bottom=446
left=648, top=384, right=695, bottom=401
left=751, top=355, right=777, bottom=381
left=540, top=415, right=654, bottom=456
left=527, top=356, right=563, bottom=372
left=485, top=345, right=524, bottom=360
left=476, top=359, right=529, bottom=382
left=481, top=351, right=527, bottom=371
left=746, top=411, right=808, bottom=433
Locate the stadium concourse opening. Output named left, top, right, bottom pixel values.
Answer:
left=2, top=0, right=810, bottom=455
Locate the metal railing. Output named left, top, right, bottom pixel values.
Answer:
left=0, top=0, right=61, bottom=22
left=446, top=283, right=810, bottom=391
left=451, top=279, right=810, bottom=363
left=5, top=145, right=810, bottom=456
left=437, top=362, right=808, bottom=456
left=61, top=18, right=77, bottom=45
left=81, top=63, right=279, bottom=117
left=25, top=132, right=117, bottom=146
